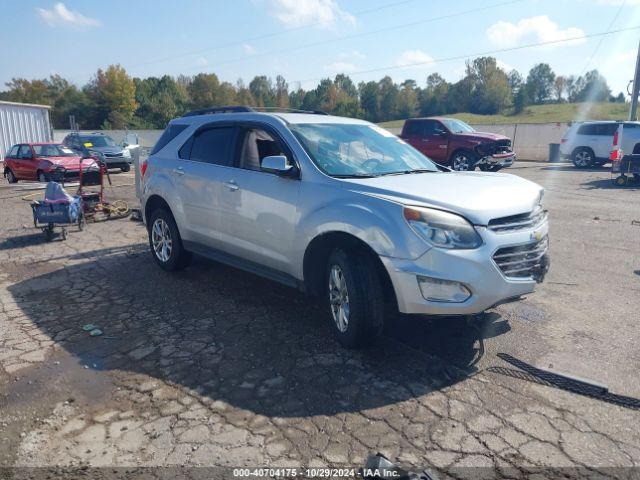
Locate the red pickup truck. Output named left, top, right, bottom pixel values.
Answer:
left=400, top=117, right=516, bottom=171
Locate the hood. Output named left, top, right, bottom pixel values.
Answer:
left=90, top=146, right=124, bottom=154
left=42, top=156, right=98, bottom=169
left=340, top=171, right=542, bottom=225
left=457, top=131, right=509, bottom=143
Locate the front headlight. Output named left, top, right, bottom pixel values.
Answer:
left=123, top=149, right=131, bottom=158
left=403, top=206, right=482, bottom=249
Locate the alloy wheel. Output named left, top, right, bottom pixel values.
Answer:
left=574, top=151, right=591, bottom=167
left=151, top=218, right=173, bottom=263
left=453, top=154, right=471, bottom=171
left=328, top=264, right=350, bottom=333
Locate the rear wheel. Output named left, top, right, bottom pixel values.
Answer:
left=572, top=148, right=594, bottom=168
left=148, top=208, right=191, bottom=271
left=5, top=169, right=18, bottom=183
left=325, top=249, right=385, bottom=348
left=452, top=150, right=477, bottom=171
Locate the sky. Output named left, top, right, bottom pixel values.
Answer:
left=1, top=0, right=639, bottom=96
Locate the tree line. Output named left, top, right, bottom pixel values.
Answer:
left=0, top=57, right=624, bottom=130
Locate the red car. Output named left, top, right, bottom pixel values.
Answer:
left=3, top=143, right=97, bottom=183
left=400, top=117, right=516, bottom=171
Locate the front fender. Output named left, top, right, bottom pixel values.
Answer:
left=291, top=191, right=430, bottom=279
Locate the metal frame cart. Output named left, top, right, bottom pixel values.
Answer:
left=611, top=154, right=640, bottom=186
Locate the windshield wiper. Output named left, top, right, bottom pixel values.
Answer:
left=379, top=169, right=437, bottom=176
left=332, top=173, right=381, bottom=178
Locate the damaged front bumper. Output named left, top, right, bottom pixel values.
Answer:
left=476, top=151, right=516, bottom=168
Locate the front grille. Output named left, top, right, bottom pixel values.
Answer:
left=476, top=139, right=512, bottom=156
left=104, top=152, right=123, bottom=158
left=493, top=236, right=549, bottom=280
left=488, top=207, right=547, bottom=233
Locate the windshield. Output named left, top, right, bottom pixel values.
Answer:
left=441, top=118, right=475, bottom=133
left=290, top=123, right=438, bottom=177
left=33, top=144, right=77, bottom=157
left=80, top=135, right=117, bottom=148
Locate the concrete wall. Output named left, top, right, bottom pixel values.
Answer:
left=386, top=122, right=569, bottom=161
left=52, top=123, right=570, bottom=162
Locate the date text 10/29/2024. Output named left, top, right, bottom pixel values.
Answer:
left=232, top=468, right=401, bottom=478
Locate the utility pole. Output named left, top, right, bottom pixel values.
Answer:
left=629, top=37, right=640, bottom=121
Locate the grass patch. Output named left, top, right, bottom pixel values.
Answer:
left=379, top=102, right=630, bottom=128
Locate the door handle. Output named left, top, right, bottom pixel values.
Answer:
left=224, top=180, right=239, bottom=191
left=172, top=167, right=184, bottom=176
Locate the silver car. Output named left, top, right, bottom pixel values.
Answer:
left=142, top=107, right=549, bottom=348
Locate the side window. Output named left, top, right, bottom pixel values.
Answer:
left=404, top=122, right=423, bottom=136
left=600, top=124, right=618, bottom=136
left=178, top=136, right=194, bottom=160
left=151, top=124, right=189, bottom=155
left=18, top=145, right=32, bottom=158
left=8, top=145, right=19, bottom=157
left=238, top=128, right=286, bottom=171
left=188, top=127, right=235, bottom=165
left=422, top=120, right=439, bottom=136
left=577, top=124, right=595, bottom=135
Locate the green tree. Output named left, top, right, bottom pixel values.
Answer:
left=465, top=57, right=512, bottom=114
left=358, top=81, right=380, bottom=122
left=188, top=73, right=220, bottom=109
left=249, top=76, right=275, bottom=107
left=526, top=63, right=555, bottom=104
left=419, top=73, right=450, bottom=115
left=86, top=65, right=137, bottom=128
left=378, top=76, right=399, bottom=121
left=397, top=79, right=419, bottom=119
left=134, top=75, right=189, bottom=128
left=573, top=70, right=610, bottom=102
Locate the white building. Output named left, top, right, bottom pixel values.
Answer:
left=0, top=100, right=53, bottom=163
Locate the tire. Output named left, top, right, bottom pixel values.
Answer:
left=572, top=147, right=594, bottom=168
left=121, top=164, right=131, bottom=173
left=325, top=248, right=385, bottom=348
left=148, top=208, right=191, bottom=271
left=451, top=150, right=477, bottom=171
left=37, top=171, right=48, bottom=183
left=5, top=169, right=18, bottom=183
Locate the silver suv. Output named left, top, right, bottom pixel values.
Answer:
left=142, top=107, right=549, bottom=348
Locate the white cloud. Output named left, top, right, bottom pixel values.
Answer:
left=395, top=49, right=434, bottom=69
left=324, top=61, right=357, bottom=73
left=243, top=44, right=256, bottom=55
left=267, top=0, right=356, bottom=29
left=196, top=57, right=209, bottom=67
left=486, top=15, right=585, bottom=48
left=36, top=2, right=100, bottom=28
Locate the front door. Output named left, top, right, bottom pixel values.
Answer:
left=218, top=126, right=301, bottom=275
left=16, top=145, right=35, bottom=179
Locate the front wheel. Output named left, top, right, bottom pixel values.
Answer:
left=5, top=169, right=18, bottom=183
left=572, top=148, right=594, bottom=168
left=121, top=164, right=131, bottom=173
left=148, top=208, right=191, bottom=271
left=325, top=249, right=385, bottom=348
left=451, top=151, right=476, bottom=171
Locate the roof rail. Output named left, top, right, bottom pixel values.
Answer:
left=181, top=105, right=329, bottom=117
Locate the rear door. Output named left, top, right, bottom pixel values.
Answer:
left=174, top=124, right=239, bottom=251
left=593, top=123, right=618, bottom=159
left=4, top=145, right=20, bottom=175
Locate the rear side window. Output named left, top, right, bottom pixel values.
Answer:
left=404, top=121, right=423, bottom=136
left=151, top=124, right=188, bottom=155
left=186, top=127, right=235, bottom=166
left=577, top=123, right=617, bottom=136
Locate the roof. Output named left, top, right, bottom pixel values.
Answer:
left=175, top=111, right=370, bottom=126
left=0, top=100, right=52, bottom=109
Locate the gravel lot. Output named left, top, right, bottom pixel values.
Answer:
left=0, top=163, right=639, bottom=478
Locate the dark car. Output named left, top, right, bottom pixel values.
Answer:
left=63, top=132, right=131, bottom=172
left=400, top=117, right=516, bottom=171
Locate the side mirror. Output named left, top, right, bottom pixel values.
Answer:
left=261, top=155, right=296, bottom=177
